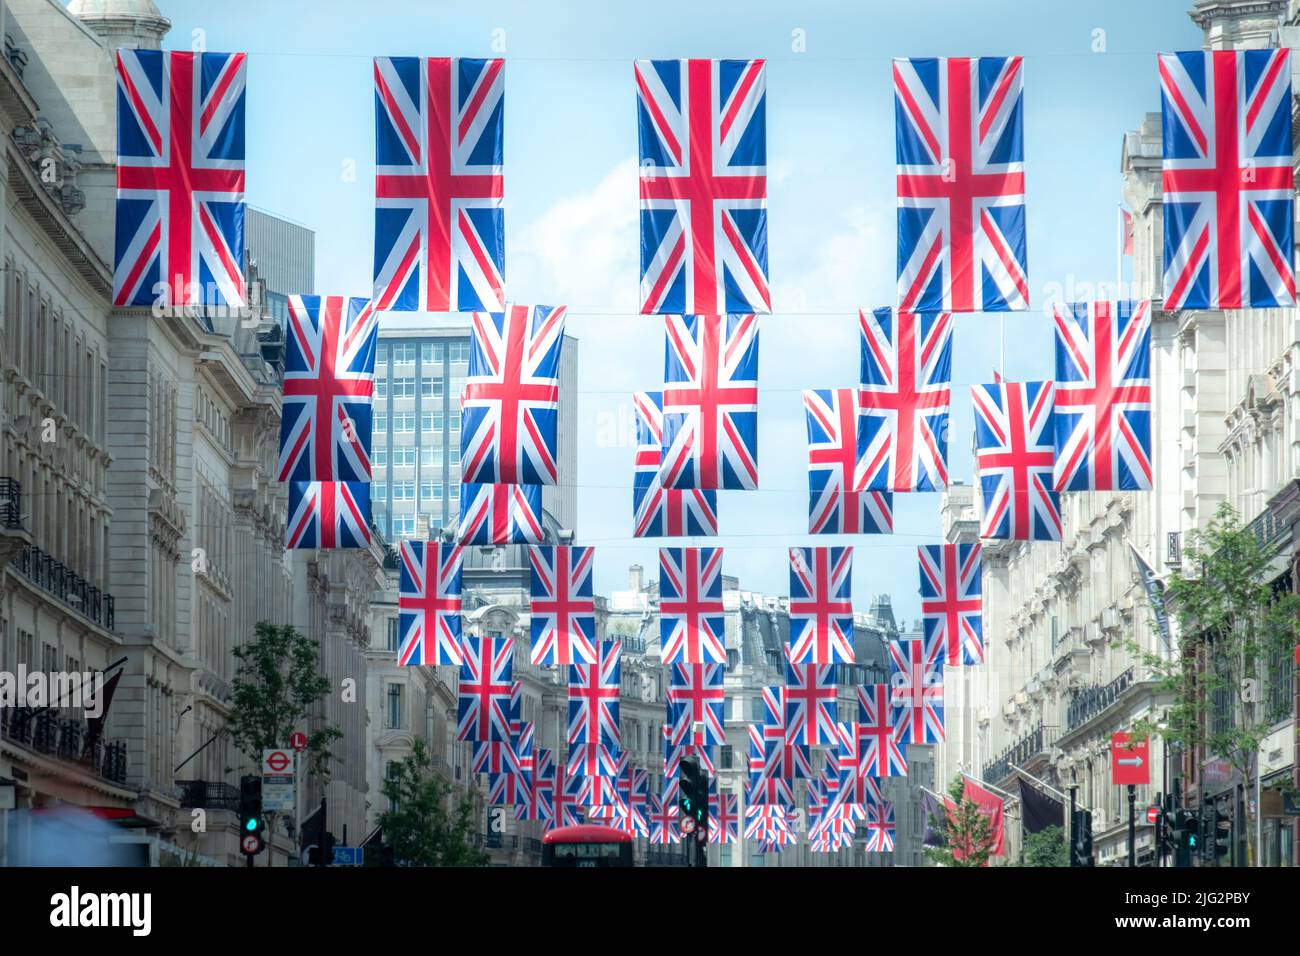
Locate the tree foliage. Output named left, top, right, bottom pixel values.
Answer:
left=924, top=775, right=997, bottom=867
left=1129, top=503, right=1300, bottom=865
left=226, top=621, right=342, bottom=778
left=1020, top=825, right=1067, bottom=867
left=375, top=739, right=488, bottom=867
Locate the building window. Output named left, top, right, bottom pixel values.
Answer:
left=449, top=341, right=470, bottom=365
left=374, top=447, right=388, bottom=468
left=392, top=446, right=416, bottom=468
left=386, top=760, right=401, bottom=811
left=392, top=343, right=415, bottom=365
left=433, top=484, right=444, bottom=501
left=391, top=514, right=416, bottom=536
left=375, top=378, right=388, bottom=400
left=387, top=683, right=403, bottom=728
left=420, top=480, right=435, bottom=501
left=420, top=342, right=435, bottom=363
left=386, top=618, right=399, bottom=653
left=392, top=377, right=415, bottom=398
left=420, top=377, right=445, bottom=399
left=374, top=482, right=387, bottom=500
left=373, top=413, right=387, bottom=434
left=393, top=482, right=415, bottom=501
left=720, top=746, right=733, bottom=770
left=393, top=413, right=415, bottom=434
left=449, top=414, right=461, bottom=435
left=377, top=344, right=389, bottom=365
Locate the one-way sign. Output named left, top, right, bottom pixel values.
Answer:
left=1110, top=732, right=1150, bottom=786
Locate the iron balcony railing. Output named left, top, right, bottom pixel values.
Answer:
left=1067, top=666, right=1134, bottom=732
left=983, top=722, right=1060, bottom=784
left=11, top=543, right=115, bottom=631
left=176, top=780, right=241, bottom=813
left=0, top=478, right=21, bottom=529
left=0, top=707, right=128, bottom=785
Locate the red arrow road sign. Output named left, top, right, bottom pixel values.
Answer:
left=1110, top=732, right=1150, bottom=786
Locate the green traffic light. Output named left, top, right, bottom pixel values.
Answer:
left=245, top=818, right=259, bottom=832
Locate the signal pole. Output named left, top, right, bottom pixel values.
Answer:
left=1127, top=784, right=1136, bottom=867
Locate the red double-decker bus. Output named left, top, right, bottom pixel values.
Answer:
left=541, top=825, right=633, bottom=867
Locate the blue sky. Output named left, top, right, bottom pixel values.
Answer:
left=147, top=0, right=1202, bottom=627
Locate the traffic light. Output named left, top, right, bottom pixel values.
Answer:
left=677, top=755, right=710, bottom=844
left=239, top=775, right=266, bottom=856
left=1211, top=803, right=1231, bottom=863
left=1070, top=808, right=1094, bottom=867
left=1170, top=808, right=1198, bottom=866
left=307, top=831, right=336, bottom=866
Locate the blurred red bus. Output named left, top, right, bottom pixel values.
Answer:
left=541, top=824, right=633, bottom=867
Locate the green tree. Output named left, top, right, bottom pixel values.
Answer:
left=1020, top=825, right=1068, bottom=867
left=375, top=739, right=488, bottom=866
left=226, top=621, right=342, bottom=778
left=924, top=775, right=997, bottom=867
left=1128, top=503, right=1300, bottom=866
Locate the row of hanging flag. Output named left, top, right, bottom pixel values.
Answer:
left=113, top=49, right=1295, bottom=314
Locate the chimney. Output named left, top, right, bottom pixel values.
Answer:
left=628, top=564, right=643, bottom=591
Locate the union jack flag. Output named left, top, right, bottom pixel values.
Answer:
left=863, top=801, right=896, bottom=852
left=515, top=748, right=554, bottom=822
left=372, top=56, right=504, bottom=313
left=457, top=482, right=543, bottom=545
left=709, top=792, right=739, bottom=844
left=285, top=481, right=371, bottom=550
left=803, top=388, right=893, bottom=534
left=567, top=641, right=621, bottom=748
left=1052, top=300, right=1152, bottom=492
left=784, top=655, right=837, bottom=747
left=633, top=391, right=718, bottom=537
left=277, top=296, right=377, bottom=482
left=648, top=793, right=681, bottom=844
left=888, top=638, right=945, bottom=745
left=566, top=742, right=621, bottom=779
left=114, top=50, right=246, bottom=309
left=1159, top=50, right=1295, bottom=310
left=667, top=663, right=726, bottom=746
left=858, top=308, right=953, bottom=492
left=529, top=545, right=597, bottom=666
left=831, top=721, right=875, bottom=806
left=760, top=686, right=812, bottom=780
left=972, top=380, right=1061, bottom=541
left=461, top=305, right=566, bottom=486
left=550, top=762, right=584, bottom=828
left=659, top=547, right=726, bottom=664
left=744, top=804, right=790, bottom=842
left=788, top=547, right=855, bottom=665
left=397, top=540, right=463, bottom=666
left=637, top=59, right=769, bottom=315
left=455, top=636, right=513, bottom=742
left=660, top=314, right=760, bottom=491
left=918, top=542, right=984, bottom=667
left=471, top=739, right=517, bottom=776
left=895, top=56, right=1029, bottom=313
left=488, top=768, right=528, bottom=806
left=855, top=684, right=908, bottom=777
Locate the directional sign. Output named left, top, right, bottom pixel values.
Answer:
left=262, top=749, right=296, bottom=812
left=290, top=731, right=308, bottom=753
left=333, top=846, right=363, bottom=867
left=1110, top=732, right=1150, bottom=786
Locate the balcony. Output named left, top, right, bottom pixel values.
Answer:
left=0, top=708, right=128, bottom=786
left=1066, top=666, right=1134, bottom=732
left=982, top=722, right=1059, bottom=785
left=0, top=478, right=20, bottom=528
left=11, top=543, right=115, bottom=631
left=176, top=780, right=240, bottom=813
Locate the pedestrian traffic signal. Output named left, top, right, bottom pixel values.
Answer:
left=1070, top=808, right=1094, bottom=867
left=678, top=755, right=710, bottom=835
left=239, top=775, right=266, bottom=856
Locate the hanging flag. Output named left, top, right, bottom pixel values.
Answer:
left=567, top=640, right=622, bottom=749
left=488, top=767, right=529, bottom=806
left=746, top=725, right=794, bottom=807
left=372, top=56, right=505, bottom=312
left=1018, top=777, right=1065, bottom=835
left=633, top=391, right=719, bottom=537
left=831, top=721, right=873, bottom=805
left=1120, top=207, right=1135, bottom=257
left=888, top=638, right=945, bottom=744
left=667, top=662, right=727, bottom=746
left=461, top=304, right=566, bottom=485
left=894, top=56, right=1028, bottom=313
left=529, top=545, right=597, bottom=666
left=457, top=482, right=543, bottom=545
left=397, top=540, right=464, bottom=666
left=1159, top=49, right=1294, bottom=309
left=962, top=774, right=1007, bottom=856
left=708, top=792, right=739, bottom=844
left=658, top=547, right=726, bottom=664
left=515, top=748, right=555, bottom=823
left=787, top=546, right=855, bottom=664
left=858, top=308, right=953, bottom=492
left=854, top=683, right=908, bottom=777
left=472, top=738, right=514, bottom=778
left=636, top=58, right=769, bottom=315
left=803, top=388, right=893, bottom=534
left=566, top=742, right=621, bottom=780
left=285, top=481, right=371, bottom=549
left=278, top=296, right=378, bottom=482
left=1129, top=542, right=1172, bottom=653
left=918, top=542, right=984, bottom=667
left=549, top=762, right=585, bottom=828
left=114, top=50, right=247, bottom=308
left=455, top=635, right=514, bottom=742
left=759, top=686, right=812, bottom=780
left=784, top=655, right=838, bottom=747
left=648, top=792, right=681, bottom=845
left=863, top=801, right=896, bottom=852
left=972, top=380, right=1061, bottom=541
left=661, top=314, right=760, bottom=490
left=1052, top=300, right=1152, bottom=492
left=920, top=787, right=948, bottom=847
